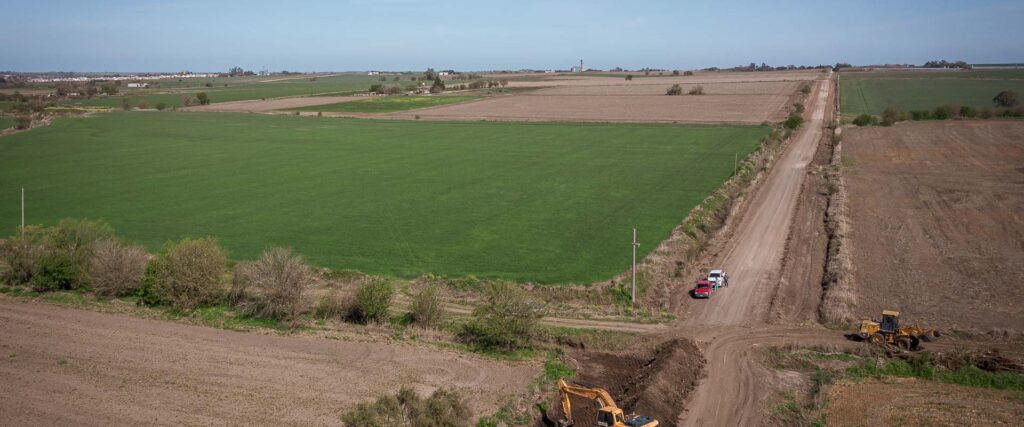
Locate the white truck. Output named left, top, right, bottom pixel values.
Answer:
left=707, top=269, right=728, bottom=290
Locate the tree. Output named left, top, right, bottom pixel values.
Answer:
left=625, top=74, right=633, bottom=81
left=852, top=114, right=873, bottom=126
left=228, top=66, right=245, bottom=76
left=672, top=70, right=680, bottom=76
left=683, top=71, right=694, bottom=76
left=666, top=84, right=682, bottom=95
left=993, top=90, right=1019, bottom=108
left=424, top=68, right=437, bottom=81
left=196, top=92, right=210, bottom=105
left=431, top=76, right=445, bottom=92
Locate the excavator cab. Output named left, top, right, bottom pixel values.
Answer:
left=597, top=407, right=624, bottom=426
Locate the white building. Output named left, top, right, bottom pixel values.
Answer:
left=127, top=82, right=149, bottom=88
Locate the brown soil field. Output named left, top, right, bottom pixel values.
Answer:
left=825, top=377, right=1024, bottom=426
left=0, top=298, right=536, bottom=426
left=843, top=121, right=1024, bottom=332
left=388, top=93, right=791, bottom=124
left=387, top=71, right=820, bottom=124
left=181, top=96, right=359, bottom=113
left=533, top=81, right=799, bottom=96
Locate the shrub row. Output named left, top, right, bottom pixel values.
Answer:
left=2, top=220, right=540, bottom=348
left=853, top=104, right=1024, bottom=127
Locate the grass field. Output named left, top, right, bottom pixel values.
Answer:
left=65, top=74, right=382, bottom=109
left=290, top=96, right=479, bottom=113
left=0, top=115, right=14, bottom=130
left=840, top=71, right=1024, bottom=115
left=0, top=113, right=767, bottom=283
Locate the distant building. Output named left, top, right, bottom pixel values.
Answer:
left=126, top=82, right=149, bottom=88
left=570, top=59, right=586, bottom=73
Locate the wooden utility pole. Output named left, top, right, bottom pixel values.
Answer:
left=632, top=227, right=640, bottom=304
left=21, top=188, right=25, bottom=238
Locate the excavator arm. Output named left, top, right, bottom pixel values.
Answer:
left=557, top=378, right=618, bottom=425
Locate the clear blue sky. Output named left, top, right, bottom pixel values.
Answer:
left=2, top=0, right=1022, bottom=72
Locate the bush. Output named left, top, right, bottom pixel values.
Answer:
left=672, top=70, right=680, bottom=76
left=979, top=108, right=993, bottom=119
left=959, top=105, right=977, bottom=118
left=15, top=116, right=32, bottom=130
left=229, top=247, right=312, bottom=323
left=408, top=284, right=444, bottom=328
left=784, top=113, right=804, bottom=129
left=933, top=104, right=953, bottom=120
left=688, top=85, right=704, bottom=95
left=910, top=110, right=932, bottom=120
left=460, top=281, right=542, bottom=351
left=340, top=387, right=471, bottom=427
left=665, top=84, right=682, bottom=96
left=993, top=90, right=1019, bottom=107
left=881, top=107, right=901, bottom=126
left=625, top=74, right=633, bottom=81
left=145, top=238, right=227, bottom=310
left=800, top=83, right=812, bottom=94
left=793, top=102, right=805, bottom=114
left=350, top=280, right=393, bottom=324
left=32, top=253, right=76, bottom=291
left=0, top=227, right=46, bottom=285
left=88, top=239, right=148, bottom=297
left=315, top=289, right=349, bottom=320
left=45, top=218, right=115, bottom=288
left=683, top=70, right=694, bottom=76
left=155, top=103, right=167, bottom=111
left=852, top=114, right=873, bottom=126
left=196, top=92, right=210, bottom=105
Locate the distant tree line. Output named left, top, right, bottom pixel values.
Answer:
left=922, top=60, right=971, bottom=69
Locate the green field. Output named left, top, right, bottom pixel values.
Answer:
left=0, top=115, right=14, bottom=130
left=290, top=96, right=479, bottom=113
left=65, top=74, right=383, bottom=109
left=0, top=113, right=767, bottom=283
left=840, top=71, right=1024, bottom=115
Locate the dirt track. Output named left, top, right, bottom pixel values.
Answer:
left=0, top=298, right=535, bottom=425
left=674, top=75, right=835, bottom=426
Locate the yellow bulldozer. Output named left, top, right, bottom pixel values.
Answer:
left=857, top=310, right=939, bottom=351
left=555, top=378, right=658, bottom=427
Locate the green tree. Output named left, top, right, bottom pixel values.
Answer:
left=196, top=92, right=210, bottom=105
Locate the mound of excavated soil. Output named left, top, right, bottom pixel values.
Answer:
left=545, top=338, right=705, bottom=426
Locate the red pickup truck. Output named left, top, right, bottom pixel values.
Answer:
left=692, top=280, right=715, bottom=299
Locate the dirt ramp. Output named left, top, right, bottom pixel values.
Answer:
left=548, top=338, right=705, bottom=426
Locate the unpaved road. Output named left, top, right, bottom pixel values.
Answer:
left=676, top=75, right=834, bottom=426
left=0, top=298, right=535, bottom=426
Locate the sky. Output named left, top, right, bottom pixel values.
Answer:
left=2, top=0, right=1023, bottom=72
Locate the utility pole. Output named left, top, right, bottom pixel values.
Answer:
left=21, top=187, right=25, bottom=238
left=631, top=227, right=640, bottom=304
left=734, top=152, right=738, bottom=176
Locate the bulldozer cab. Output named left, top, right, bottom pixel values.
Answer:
left=597, top=407, right=625, bottom=426
left=880, top=310, right=900, bottom=333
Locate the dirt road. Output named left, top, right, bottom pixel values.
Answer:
left=676, top=76, right=834, bottom=426
left=0, top=298, right=535, bottom=426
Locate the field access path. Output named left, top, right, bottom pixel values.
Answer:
left=676, top=74, right=841, bottom=426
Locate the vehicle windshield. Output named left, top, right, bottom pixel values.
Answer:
left=709, top=272, right=720, bottom=278
left=697, top=284, right=711, bottom=289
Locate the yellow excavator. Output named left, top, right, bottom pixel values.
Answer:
left=857, top=310, right=940, bottom=351
left=556, top=378, right=658, bottom=427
